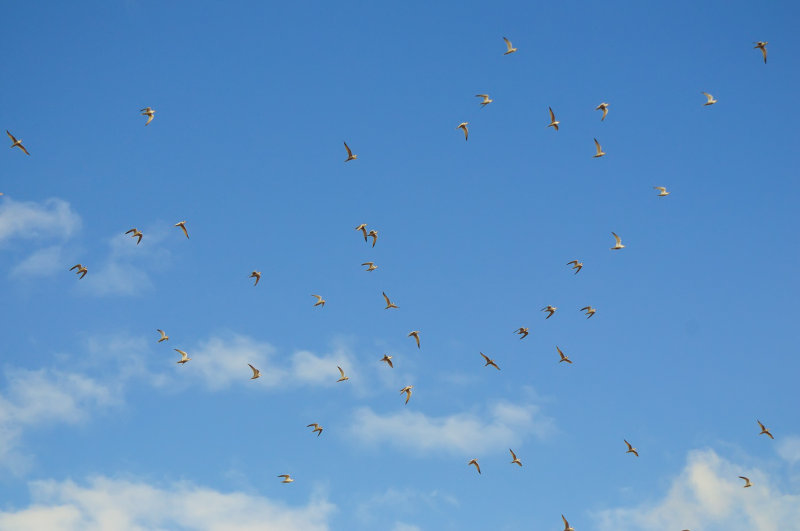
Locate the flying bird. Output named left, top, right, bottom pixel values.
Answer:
left=593, top=138, right=606, bottom=158
left=557, top=346, right=572, bottom=364
left=654, top=186, right=670, bottom=197
left=757, top=420, right=774, bottom=439
left=567, top=260, right=583, bottom=274
left=542, top=305, right=557, bottom=319
left=362, top=262, right=378, bottom=271
left=702, top=92, right=717, bottom=106
left=382, top=292, right=398, bottom=309
left=343, top=141, right=357, bottom=162
left=140, top=107, right=156, bottom=125
left=562, top=514, right=575, bottom=531
left=69, top=264, right=88, bottom=279
left=380, top=354, right=393, bottom=368
left=739, top=476, right=752, bottom=488
left=125, top=228, right=143, bottom=244
left=610, top=232, right=625, bottom=250
left=457, top=122, right=469, bottom=141
left=336, top=366, right=349, bottom=382
left=596, top=102, right=609, bottom=121
left=753, top=41, right=768, bottom=63
left=249, top=271, right=261, bottom=286
left=311, top=294, right=326, bottom=307
left=174, top=221, right=189, bottom=239
left=408, top=330, right=421, bottom=348
left=277, top=474, right=294, bottom=484
left=367, top=229, right=378, bottom=247
left=157, top=329, right=169, bottom=343
left=502, top=37, right=517, bottom=55
left=480, top=352, right=500, bottom=370
left=468, top=458, right=481, bottom=474
left=580, top=306, right=596, bottom=318
left=400, top=385, right=413, bottom=404
left=6, top=130, right=30, bottom=155
left=476, top=94, right=493, bottom=107
left=547, top=107, right=560, bottom=131
left=624, top=439, right=639, bottom=457
left=307, top=423, right=323, bottom=436
left=355, top=223, right=368, bottom=241
left=509, top=449, right=522, bottom=466
left=248, top=363, right=261, bottom=379
left=514, top=327, right=529, bottom=339
left=174, top=349, right=191, bottom=364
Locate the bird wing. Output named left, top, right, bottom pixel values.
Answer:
left=601, top=106, right=608, bottom=120
left=248, top=364, right=259, bottom=376
left=567, top=260, right=578, bottom=265
left=503, top=37, right=513, bottom=51
left=594, top=138, right=602, bottom=154
left=19, top=144, right=30, bottom=155
left=761, top=46, right=767, bottom=63
left=476, top=94, right=488, bottom=99
left=612, top=232, right=622, bottom=245
left=145, top=114, right=154, bottom=125
left=6, top=131, right=18, bottom=143
left=625, top=439, right=633, bottom=450
left=362, top=262, right=373, bottom=266
left=549, top=107, right=555, bottom=122
left=509, top=449, right=517, bottom=460
left=312, top=294, right=323, bottom=302
left=654, top=186, right=666, bottom=193
left=387, top=358, right=393, bottom=368
left=459, top=124, right=468, bottom=140
left=702, top=92, right=713, bottom=102
left=382, top=292, right=391, bottom=306
left=562, top=515, right=569, bottom=528
left=344, top=142, right=353, bottom=157
left=739, top=476, right=750, bottom=483
left=480, top=352, right=490, bottom=363
left=157, top=329, right=166, bottom=338
left=337, top=366, right=345, bottom=377
left=70, top=264, right=81, bottom=270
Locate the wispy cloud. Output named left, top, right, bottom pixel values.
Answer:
left=0, top=197, right=81, bottom=244
left=777, top=436, right=800, bottom=466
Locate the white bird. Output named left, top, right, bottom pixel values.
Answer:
left=557, top=346, right=572, bottom=364
left=468, top=458, right=481, bottom=474
left=610, top=232, right=625, bottom=250
left=337, top=366, right=349, bottom=382
left=125, top=228, right=143, bottom=244
left=595, top=102, right=609, bottom=121
left=547, top=107, right=560, bottom=131
left=344, top=141, right=357, bottom=161
left=408, top=330, right=421, bottom=348
left=248, top=363, right=261, bottom=379
left=249, top=271, right=261, bottom=286
left=542, top=305, right=557, bottom=319
left=355, top=223, right=368, bottom=241
left=702, top=92, right=717, bottom=105
left=509, top=449, right=522, bottom=466
left=307, top=423, right=323, bottom=436
left=175, top=349, right=191, bottom=364
left=400, top=385, right=413, bottom=404
left=562, top=514, right=575, bottom=531
left=593, top=138, right=606, bottom=158
left=624, top=439, right=639, bottom=457
left=457, top=122, right=469, bottom=141
left=156, top=329, right=169, bottom=342
left=502, top=37, right=517, bottom=55
left=312, top=294, right=326, bottom=307
left=580, top=306, right=596, bottom=319
left=567, top=260, right=583, bottom=274
left=476, top=94, right=493, bottom=107
left=70, top=264, right=88, bottom=279
left=174, top=221, right=189, bottom=239
left=278, top=474, right=294, bottom=483
left=739, top=476, right=752, bottom=488
left=757, top=420, right=774, bottom=439
left=480, top=352, right=500, bottom=370
left=367, top=229, right=378, bottom=247
left=654, top=186, right=670, bottom=197
left=382, top=292, right=398, bottom=309
left=362, top=261, right=378, bottom=271
left=754, top=41, right=768, bottom=64
left=380, top=354, right=393, bottom=368
left=6, top=130, right=30, bottom=155
left=514, top=327, right=529, bottom=339
left=140, top=107, right=156, bottom=125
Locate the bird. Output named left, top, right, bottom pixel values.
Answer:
left=174, top=349, right=191, bottom=364
left=249, top=271, right=261, bottom=286
left=509, top=449, right=522, bottom=466
left=380, top=354, right=393, bottom=368
left=6, top=131, right=30, bottom=155
left=367, top=230, right=378, bottom=247
left=596, top=102, right=609, bottom=121
left=739, top=476, right=752, bottom=488
left=343, top=141, right=357, bottom=162
left=400, top=385, right=413, bottom=404
left=125, top=228, right=143, bottom=244
left=307, top=423, right=323, bottom=436
left=156, top=329, right=169, bottom=343
left=654, top=186, right=670, bottom=197
left=468, top=458, right=481, bottom=474
left=562, top=514, right=575, bottom=531
left=355, top=223, right=368, bottom=241
left=547, top=107, right=560, bottom=131
left=408, top=330, right=421, bottom=348
left=624, top=439, right=639, bottom=457
left=702, top=92, right=717, bottom=106
left=757, top=420, right=774, bottom=439
left=476, top=94, right=493, bottom=107
left=580, top=306, right=596, bottom=319
left=480, top=352, right=500, bottom=370
left=593, top=138, right=606, bottom=158
left=382, top=292, right=398, bottom=309
left=542, top=305, right=557, bottom=319
left=567, top=260, right=583, bottom=274
left=502, top=37, right=517, bottom=55
left=514, top=327, right=529, bottom=339
left=248, top=363, right=261, bottom=379
left=69, top=264, right=88, bottom=279
left=557, top=346, right=572, bottom=364
left=140, top=107, right=156, bottom=125
left=610, top=232, right=625, bottom=250
left=277, top=474, right=294, bottom=484
left=336, top=366, right=349, bottom=382
left=457, top=122, right=469, bottom=141
left=174, top=221, right=189, bottom=239
left=754, top=41, right=768, bottom=63
left=311, top=294, right=326, bottom=307
left=361, top=262, right=377, bottom=271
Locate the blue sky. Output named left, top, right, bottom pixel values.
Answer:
left=1, top=1, right=799, bottom=529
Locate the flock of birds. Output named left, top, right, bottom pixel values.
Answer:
left=5, top=36, right=776, bottom=530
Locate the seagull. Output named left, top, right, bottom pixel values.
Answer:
left=480, top=352, right=500, bottom=370
left=247, top=271, right=261, bottom=286
left=757, top=420, right=774, bottom=439
left=542, top=305, right=557, bottom=319
left=380, top=354, right=393, bottom=368
left=567, top=260, right=583, bottom=274
left=277, top=474, right=294, bottom=484
left=739, top=476, right=752, bottom=488
left=702, top=92, right=717, bottom=106
left=457, top=122, right=469, bottom=141
left=593, top=138, right=606, bottom=157
left=502, top=37, right=517, bottom=55
left=754, top=41, right=768, bottom=63
left=611, top=232, right=625, bottom=250
left=654, top=186, right=670, bottom=197
left=408, top=330, right=421, bottom=349
left=69, top=264, right=88, bottom=279
left=355, top=223, right=368, bottom=241
left=547, top=107, right=560, bottom=131
left=248, top=363, right=261, bottom=379
left=362, top=261, right=378, bottom=271
left=514, top=327, right=529, bottom=339
left=557, top=346, right=572, bottom=364
left=336, top=366, right=349, bottom=382
left=400, top=385, right=413, bottom=404
left=174, top=349, right=191, bottom=364
left=140, top=107, right=156, bottom=125
left=581, top=306, right=596, bottom=318
left=174, top=221, right=189, bottom=239
left=476, top=94, right=493, bottom=107
left=509, top=449, right=522, bottom=466
left=344, top=141, right=357, bottom=162
left=468, top=458, right=481, bottom=474
left=624, top=439, right=639, bottom=457
left=125, top=228, right=143, bottom=244
left=307, top=423, right=323, bottom=436
left=596, top=102, right=609, bottom=121
left=311, top=294, right=326, bottom=307
left=382, top=292, right=398, bottom=309
left=6, top=130, right=30, bottom=155
left=157, top=329, right=169, bottom=342
left=562, top=514, right=575, bottom=531
left=367, top=230, right=378, bottom=247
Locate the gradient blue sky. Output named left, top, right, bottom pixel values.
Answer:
left=1, top=1, right=799, bottom=530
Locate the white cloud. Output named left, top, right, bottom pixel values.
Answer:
left=10, top=245, right=68, bottom=277
left=777, top=436, right=800, bottom=466
left=0, top=476, right=335, bottom=530
left=348, top=401, right=554, bottom=455
left=355, top=487, right=458, bottom=528
left=595, top=448, right=800, bottom=531
left=0, top=198, right=81, bottom=244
